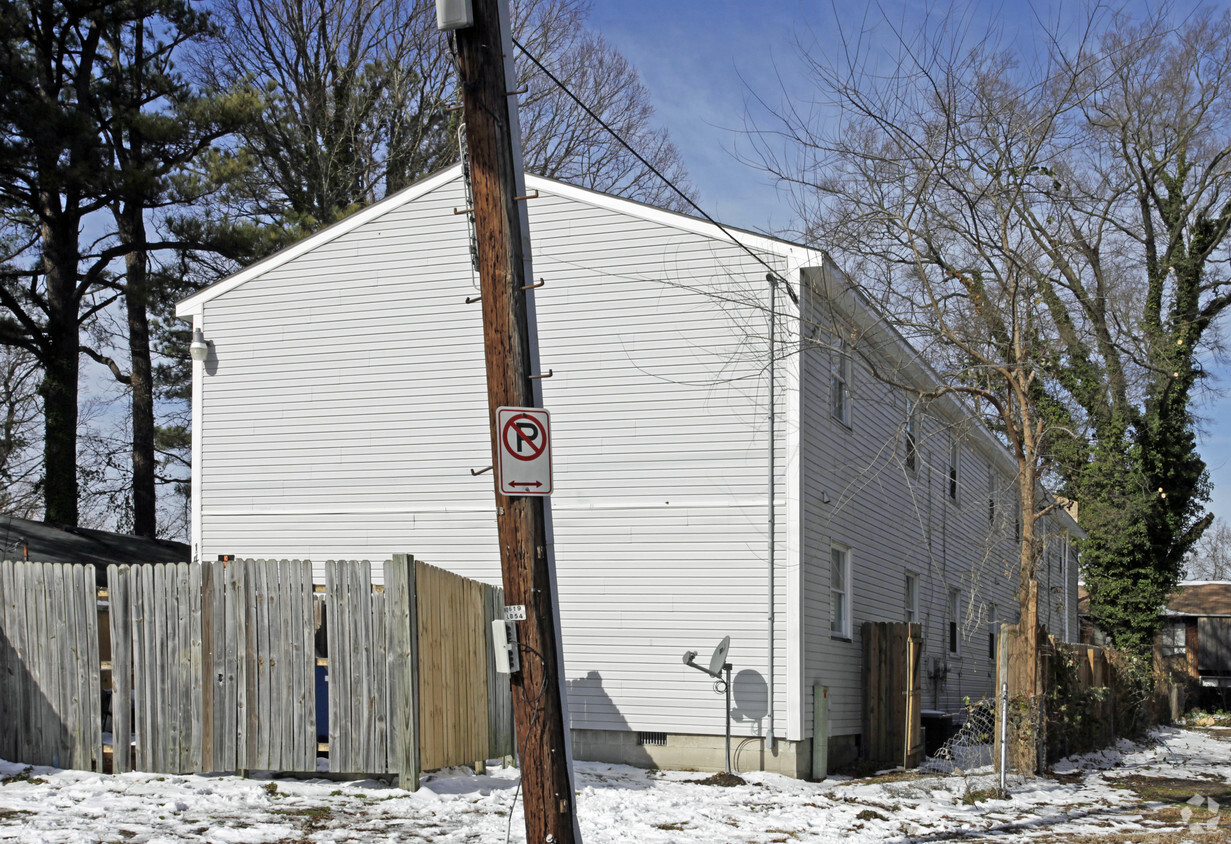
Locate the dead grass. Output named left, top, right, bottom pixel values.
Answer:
left=692, top=771, right=747, bottom=787
left=834, top=769, right=926, bottom=786
left=993, top=830, right=1227, bottom=843
left=1107, top=774, right=1231, bottom=807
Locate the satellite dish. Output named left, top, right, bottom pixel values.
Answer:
left=708, top=636, right=730, bottom=676
left=681, top=635, right=735, bottom=773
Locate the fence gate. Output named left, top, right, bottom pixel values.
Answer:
left=862, top=621, right=923, bottom=768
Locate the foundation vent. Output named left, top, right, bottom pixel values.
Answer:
left=636, top=731, right=667, bottom=746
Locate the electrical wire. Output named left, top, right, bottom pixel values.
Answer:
left=510, top=36, right=799, bottom=306
left=504, top=775, right=522, bottom=844
left=504, top=639, right=550, bottom=844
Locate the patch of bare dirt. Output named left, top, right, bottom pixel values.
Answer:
left=693, top=771, right=747, bottom=787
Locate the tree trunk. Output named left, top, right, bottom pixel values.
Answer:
left=119, top=204, right=157, bottom=537
left=40, top=212, right=80, bottom=526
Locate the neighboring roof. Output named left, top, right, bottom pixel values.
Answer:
left=176, top=164, right=819, bottom=318
left=1165, top=582, right=1231, bottom=617
left=0, top=514, right=189, bottom=568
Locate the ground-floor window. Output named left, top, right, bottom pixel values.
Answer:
left=831, top=547, right=851, bottom=638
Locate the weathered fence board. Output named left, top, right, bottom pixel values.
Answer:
left=327, top=558, right=368, bottom=772
left=79, top=564, right=103, bottom=770
left=108, top=565, right=132, bottom=773
left=386, top=555, right=420, bottom=789
left=0, top=561, right=101, bottom=771
left=199, top=561, right=215, bottom=771
left=0, top=562, right=14, bottom=763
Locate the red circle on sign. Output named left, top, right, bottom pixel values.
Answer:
left=502, top=413, right=547, bottom=461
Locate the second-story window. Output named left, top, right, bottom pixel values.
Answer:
left=948, top=436, right=960, bottom=502
left=905, top=399, right=918, bottom=472
left=832, top=341, right=851, bottom=426
left=987, top=463, right=996, bottom=526
left=949, top=588, right=961, bottom=656
left=988, top=602, right=997, bottom=660
left=905, top=572, right=919, bottom=623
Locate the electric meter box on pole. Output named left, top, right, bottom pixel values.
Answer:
left=495, top=406, right=552, bottom=496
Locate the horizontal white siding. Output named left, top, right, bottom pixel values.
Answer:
left=798, top=277, right=1079, bottom=742
left=197, top=175, right=793, bottom=737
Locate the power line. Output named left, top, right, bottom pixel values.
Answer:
left=511, top=36, right=799, bottom=306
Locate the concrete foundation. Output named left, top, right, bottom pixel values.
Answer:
left=571, top=729, right=821, bottom=778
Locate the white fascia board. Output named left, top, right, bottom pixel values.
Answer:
left=175, top=165, right=464, bottom=318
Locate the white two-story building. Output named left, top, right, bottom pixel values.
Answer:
left=176, top=165, right=1078, bottom=776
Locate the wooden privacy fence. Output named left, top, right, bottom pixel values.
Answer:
left=997, top=622, right=1118, bottom=772
left=0, top=562, right=102, bottom=772
left=862, top=621, right=923, bottom=769
left=0, top=556, right=513, bottom=788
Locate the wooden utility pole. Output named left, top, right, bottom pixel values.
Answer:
left=450, top=0, right=579, bottom=841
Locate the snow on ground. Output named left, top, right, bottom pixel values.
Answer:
left=0, top=727, right=1228, bottom=843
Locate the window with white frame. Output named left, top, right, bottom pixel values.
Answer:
left=831, top=547, right=851, bottom=638
left=1061, top=537, right=1071, bottom=641
left=1159, top=621, right=1186, bottom=657
left=988, top=602, right=997, bottom=661
left=987, top=463, right=996, bottom=526
left=831, top=341, right=851, bottom=426
left=905, top=572, right=919, bottom=623
left=948, top=587, right=961, bottom=655
left=905, top=399, right=918, bottom=472
left=948, top=435, right=960, bottom=502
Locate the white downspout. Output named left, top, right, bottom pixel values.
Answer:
left=766, top=273, right=777, bottom=752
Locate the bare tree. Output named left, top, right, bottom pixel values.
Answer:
left=1186, top=517, right=1231, bottom=581
left=192, top=0, right=692, bottom=240
left=511, top=0, right=693, bottom=211
left=751, top=4, right=1231, bottom=654
left=193, top=0, right=453, bottom=233
left=0, top=345, right=41, bottom=518
left=751, top=6, right=1093, bottom=682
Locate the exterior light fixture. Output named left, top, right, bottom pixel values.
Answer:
left=189, top=328, right=209, bottom=363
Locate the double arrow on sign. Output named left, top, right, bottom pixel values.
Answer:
left=508, top=480, right=543, bottom=489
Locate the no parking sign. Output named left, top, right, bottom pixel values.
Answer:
left=496, top=407, right=552, bottom=496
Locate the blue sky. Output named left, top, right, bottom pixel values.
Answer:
left=584, top=0, right=1231, bottom=527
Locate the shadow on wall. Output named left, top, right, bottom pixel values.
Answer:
left=565, top=671, right=656, bottom=768
left=0, top=634, right=77, bottom=769
left=731, top=669, right=769, bottom=728
left=728, top=669, right=775, bottom=771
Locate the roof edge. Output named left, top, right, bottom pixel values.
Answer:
left=177, top=165, right=821, bottom=318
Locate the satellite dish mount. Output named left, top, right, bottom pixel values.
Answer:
left=683, top=635, right=733, bottom=773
